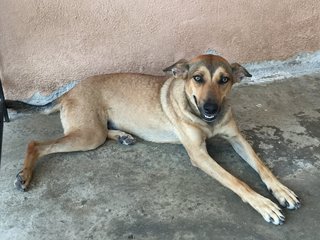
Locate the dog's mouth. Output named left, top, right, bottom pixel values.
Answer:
left=201, top=113, right=218, bottom=122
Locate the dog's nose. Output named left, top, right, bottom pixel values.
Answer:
left=203, top=102, right=219, bottom=114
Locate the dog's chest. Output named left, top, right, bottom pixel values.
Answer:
left=137, top=128, right=180, bottom=143
left=108, top=117, right=180, bottom=144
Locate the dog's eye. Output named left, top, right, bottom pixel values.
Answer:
left=193, top=75, right=204, bottom=83
left=220, top=76, right=229, bottom=84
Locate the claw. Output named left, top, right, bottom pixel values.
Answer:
left=269, top=217, right=274, bottom=223
left=14, top=170, right=27, bottom=192
left=16, top=173, right=25, bottom=185
left=14, top=177, right=26, bottom=192
left=285, top=200, right=290, bottom=208
left=294, top=201, right=301, bottom=209
left=118, top=135, right=136, bottom=145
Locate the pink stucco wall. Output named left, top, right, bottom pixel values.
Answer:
left=0, top=0, right=319, bottom=99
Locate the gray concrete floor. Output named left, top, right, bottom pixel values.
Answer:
left=1, top=75, right=319, bottom=240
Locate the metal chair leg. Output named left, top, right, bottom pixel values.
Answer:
left=0, top=79, right=10, bottom=167
left=0, top=101, right=3, bottom=167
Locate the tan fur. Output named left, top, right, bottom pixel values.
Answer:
left=14, top=55, right=300, bottom=225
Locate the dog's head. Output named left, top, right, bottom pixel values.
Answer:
left=163, top=54, right=251, bottom=122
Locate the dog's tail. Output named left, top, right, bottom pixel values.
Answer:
left=5, top=99, right=60, bottom=114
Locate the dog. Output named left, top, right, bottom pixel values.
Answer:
left=6, top=54, right=300, bottom=225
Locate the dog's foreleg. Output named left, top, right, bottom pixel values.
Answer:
left=184, top=141, right=285, bottom=225
left=178, top=126, right=284, bottom=224
left=221, top=120, right=301, bottom=210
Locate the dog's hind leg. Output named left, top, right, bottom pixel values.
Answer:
left=107, top=130, right=136, bottom=145
left=14, top=128, right=107, bottom=191
left=14, top=96, right=110, bottom=191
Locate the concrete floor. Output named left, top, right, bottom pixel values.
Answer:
left=0, top=75, right=319, bottom=240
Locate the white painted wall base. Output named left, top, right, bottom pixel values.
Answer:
left=26, top=51, right=320, bottom=105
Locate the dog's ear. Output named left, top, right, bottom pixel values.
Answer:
left=163, top=59, right=189, bottom=79
left=231, top=63, right=252, bottom=82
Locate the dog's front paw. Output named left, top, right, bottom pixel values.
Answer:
left=269, top=182, right=301, bottom=210
left=14, top=169, right=32, bottom=192
left=118, top=134, right=136, bottom=145
left=251, top=195, right=285, bottom=225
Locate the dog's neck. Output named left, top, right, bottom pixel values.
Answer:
left=161, top=78, right=204, bottom=127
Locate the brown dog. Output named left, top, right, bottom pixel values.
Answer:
left=6, top=54, right=300, bottom=225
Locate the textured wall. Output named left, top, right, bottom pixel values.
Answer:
left=0, top=0, right=319, bottom=99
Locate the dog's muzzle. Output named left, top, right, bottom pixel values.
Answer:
left=193, top=96, right=220, bottom=122
left=200, top=101, right=220, bottom=122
